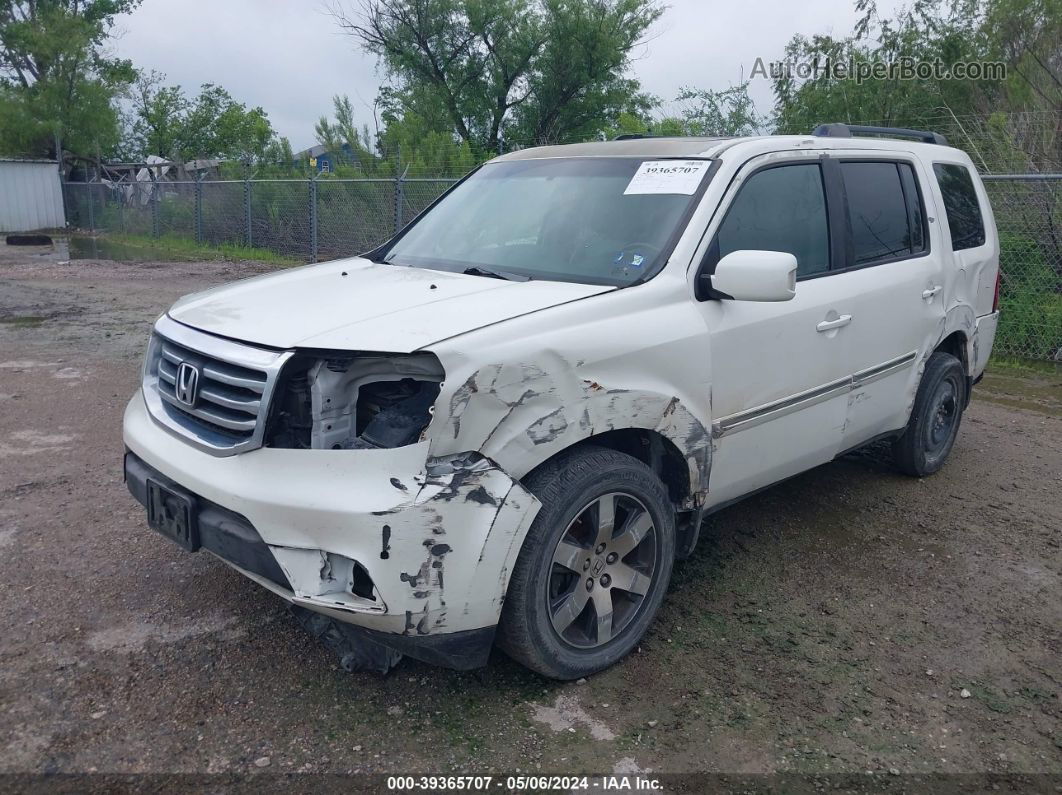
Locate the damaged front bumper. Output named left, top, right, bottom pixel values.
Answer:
left=123, top=391, right=541, bottom=670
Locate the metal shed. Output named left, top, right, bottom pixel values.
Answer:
left=0, top=159, right=66, bottom=233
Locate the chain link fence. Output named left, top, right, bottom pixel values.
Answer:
left=981, top=175, right=1061, bottom=361
left=63, top=176, right=446, bottom=261
left=62, top=169, right=1061, bottom=362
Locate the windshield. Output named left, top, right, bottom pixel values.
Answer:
left=380, top=157, right=712, bottom=286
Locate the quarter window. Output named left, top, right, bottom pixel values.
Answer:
left=898, top=163, right=926, bottom=253
left=716, top=164, right=830, bottom=277
left=934, top=163, right=986, bottom=250
left=841, top=162, right=924, bottom=264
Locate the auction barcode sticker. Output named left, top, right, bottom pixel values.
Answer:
left=624, top=160, right=710, bottom=195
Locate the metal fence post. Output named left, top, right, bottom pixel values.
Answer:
left=194, top=174, right=204, bottom=245
left=393, top=145, right=404, bottom=234
left=244, top=179, right=252, bottom=248
left=151, top=176, right=160, bottom=239
left=309, top=176, right=318, bottom=263
left=117, top=185, right=125, bottom=234
left=87, top=182, right=95, bottom=232
left=394, top=175, right=405, bottom=235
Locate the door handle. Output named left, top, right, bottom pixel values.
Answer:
left=922, top=286, right=943, bottom=300
left=817, top=314, right=852, bottom=332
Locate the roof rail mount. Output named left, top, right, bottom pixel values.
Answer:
left=812, top=123, right=947, bottom=146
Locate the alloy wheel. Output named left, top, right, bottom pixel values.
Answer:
left=546, top=492, right=659, bottom=649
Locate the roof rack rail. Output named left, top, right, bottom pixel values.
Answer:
left=613, top=133, right=658, bottom=140
left=812, top=123, right=948, bottom=146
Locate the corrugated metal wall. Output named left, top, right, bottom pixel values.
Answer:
left=0, top=160, right=66, bottom=233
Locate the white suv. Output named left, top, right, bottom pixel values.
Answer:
left=124, top=125, right=1000, bottom=679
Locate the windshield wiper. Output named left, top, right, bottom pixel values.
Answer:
left=462, top=265, right=531, bottom=282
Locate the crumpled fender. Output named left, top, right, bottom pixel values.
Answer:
left=425, top=349, right=712, bottom=507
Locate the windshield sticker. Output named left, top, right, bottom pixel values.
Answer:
left=624, top=160, right=710, bottom=195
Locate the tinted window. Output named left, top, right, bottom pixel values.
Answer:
left=842, top=162, right=918, bottom=264
left=934, top=163, right=986, bottom=250
left=717, top=164, right=829, bottom=276
left=898, top=163, right=926, bottom=253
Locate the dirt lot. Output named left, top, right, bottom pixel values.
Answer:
left=1, top=243, right=1060, bottom=785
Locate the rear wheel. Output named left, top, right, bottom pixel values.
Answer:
left=892, top=351, right=967, bottom=477
left=497, top=447, right=675, bottom=679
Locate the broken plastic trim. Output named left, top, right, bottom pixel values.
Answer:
left=266, top=351, right=444, bottom=450
left=290, top=606, right=403, bottom=674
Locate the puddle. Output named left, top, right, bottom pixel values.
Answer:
left=66, top=235, right=198, bottom=262
left=2, top=235, right=199, bottom=264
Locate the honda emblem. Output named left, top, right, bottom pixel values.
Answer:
left=174, top=361, right=200, bottom=407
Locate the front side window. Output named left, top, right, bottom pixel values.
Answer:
left=381, top=157, right=711, bottom=286
left=841, top=161, right=922, bottom=264
left=716, top=163, right=830, bottom=277
left=934, top=163, right=986, bottom=250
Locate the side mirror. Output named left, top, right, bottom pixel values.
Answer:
left=710, top=250, right=797, bottom=302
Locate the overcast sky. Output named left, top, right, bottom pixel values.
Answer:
left=113, top=0, right=902, bottom=151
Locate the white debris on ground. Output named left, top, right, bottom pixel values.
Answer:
left=530, top=694, right=616, bottom=741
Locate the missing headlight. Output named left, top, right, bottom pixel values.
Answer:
left=266, top=352, right=443, bottom=450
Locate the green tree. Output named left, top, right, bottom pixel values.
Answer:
left=183, top=84, right=275, bottom=162
left=127, top=76, right=279, bottom=162
left=982, top=0, right=1061, bottom=114
left=772, top=0, right=994, bottom=134
left=378, top=105, right=478, bottom=176
left=330, top=0, right=663, bottom=152
left=0, top=0, right=139, bottom=161
left=314, top=94, right=378, bottom=171
left=674, top=83, right=765, bottom=136
left=314, top=93, right=478, bottom=177
left=597, top=83, right=762, bottom=141
left=771, top=0, right=1059, bottom=169
left=129, top=70, right=188, bottom=157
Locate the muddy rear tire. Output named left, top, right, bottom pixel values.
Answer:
left=497, top=447, right=675, bottom=680
left=892, top=351, right=967, bottom=477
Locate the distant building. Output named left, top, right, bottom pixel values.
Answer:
left=295, top=143, right=358, bottom=173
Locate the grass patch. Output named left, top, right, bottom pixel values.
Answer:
left=82, top=233, right=302, bottom=266
left=986, top=356, right=1062, bottom=376
left=0, top=315, right=46, bottom=327
left=953, top=679, right=1015, bottom=714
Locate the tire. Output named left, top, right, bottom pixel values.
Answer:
left=497, top=447, right=676, bottom=680
left=892, top=351, right=967, bottom=477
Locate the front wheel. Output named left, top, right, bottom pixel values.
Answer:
left=892, top=351, right=967, bottom=477
left=497, top=447, right=675, bottom=680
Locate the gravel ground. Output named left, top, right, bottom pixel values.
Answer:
left=1, top=245, right=1060, bottom=784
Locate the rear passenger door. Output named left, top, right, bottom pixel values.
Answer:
left=832, top=156, right=947, bottom=449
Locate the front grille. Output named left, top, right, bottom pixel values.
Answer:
left=143, top=315, right=291, bottom=456
left=156, top=339, right=265, bottom=441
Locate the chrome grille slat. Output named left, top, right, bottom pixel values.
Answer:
left=158, top=389, right=258, bottom=432
left=143, top=315, right=291, bottom=456
left=199, top=363, right=266, bottom=394
left=198, top=384, right=261, bottom=414
left=158, top=359, right=177, bottom=385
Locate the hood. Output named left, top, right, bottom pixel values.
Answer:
left=167, top=257, right=612, bottom=352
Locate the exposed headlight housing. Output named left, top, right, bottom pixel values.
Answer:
left=266, top=352, right=444, bottom=450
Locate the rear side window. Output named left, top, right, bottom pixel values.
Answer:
left=934, top=164, right=986, bottom=250
left=716, top=164, right=830, bottom=277
left=841, top=162, right=925, bottom=264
